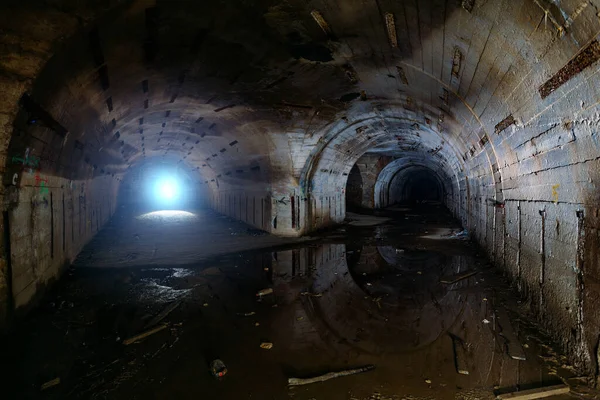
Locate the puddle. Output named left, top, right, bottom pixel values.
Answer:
left=4, top=205, right=589, bottom=399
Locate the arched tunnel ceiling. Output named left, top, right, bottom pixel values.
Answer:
left=2, top=0, right=600, bottom=192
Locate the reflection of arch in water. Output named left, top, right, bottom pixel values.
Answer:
left=303, top=244, right=469, bottom=355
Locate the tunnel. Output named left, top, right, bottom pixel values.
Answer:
left=2, top=0, right=600, bottom=398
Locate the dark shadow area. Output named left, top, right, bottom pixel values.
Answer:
left=389, top=167, right=443, bottom=205
left=345, top=164, right=363, bottom=211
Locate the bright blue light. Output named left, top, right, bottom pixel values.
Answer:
left=153, top=177, right=180, bottom=203
left=159, top=180, right=175, bottom=199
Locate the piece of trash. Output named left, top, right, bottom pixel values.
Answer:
left=256, top=288, right=274, bottom=297
left=41, top=377, right=60, bottom=390
left=417, top=271, right=422, bottom=275
left=451, top=229, right=469, bottom=239
left=203, top=302, right=209, bottom=307
left=243, top=311, right=256, bottom=317
left=288, top=365, right=375, bottom=386
left=210, top=359, right=228, bottom=378
left=449, top=333, right=470, bottom=375
left=366, top=283, right=372, bottom=286
left=495, top=383, right=569, bottom=399
left=300, top=292, right=323, bottom=297
left=143, top=301, right=181, bottom=330
left=523, top=343, right=529, bottom=348
left=483, top=319, right=490, bottom=324
left=495, top=307, right=527, bottom=361
left=425, top=379, right=432, bottom=384
left=483, top=298, right=488, bottom=302
left=440, top=270, right=478, bottom=284
left=263, top=268, right=269, bottom=271
left=260, top=342, right=273, bottom=349
left=255, top=322, right=260, bottom=326
left=395, top=249, right=405, bottom=254
left=123, top=323, right=168, bottom=345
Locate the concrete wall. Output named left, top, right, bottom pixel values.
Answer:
left=7, top=174, right=118, bottom=312
left=345, top=154, right=393, bottom=209
left=209, top=188, right=273, bottom=232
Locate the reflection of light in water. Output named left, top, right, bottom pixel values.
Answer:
left=136, top=210, right=197, bottom=221
left=136, top=279, right=192, bottom=303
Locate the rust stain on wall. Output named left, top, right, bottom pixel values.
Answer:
left=495, top=114, right=515, bottom=135
left=385, top=13, right=398, bottom=48
left=396, top=66, right=408, bottom=84
left=539, top=40, right=600, bottom=99
left=452, top=47, right=462, bottom=78
left=552, top=184, right=560, bottom=203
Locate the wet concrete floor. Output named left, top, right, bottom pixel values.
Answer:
left=3, top=204, right=595, bottom=399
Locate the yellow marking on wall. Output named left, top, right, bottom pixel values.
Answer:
left=552, top=184, right=560, bottom=203
left=385, top=13, right=397, bottom=48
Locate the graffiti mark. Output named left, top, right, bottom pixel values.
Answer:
left=35, top=174, right=49, bottom=195
left=12, top=173, right=18, bottom=185
left=11, top=151, right=40, bottom=168
left=551, top=184, right=560, bottom=203
left=39, top=182, right=49, bottom=195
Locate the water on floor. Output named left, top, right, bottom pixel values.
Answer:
left=3, top=204, right=592, bottom=399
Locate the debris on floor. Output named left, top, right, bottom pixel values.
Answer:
left=260, top=342, right=273, bottom=349
left=449, top=333, right=470, bottom=375
left=143, top=300, right=181, bottom=330
left=495, top=383, right=569, bottom=399
left=123, top=323, right=168, bottom=345
left=210, top=359, right=228, bottom=378
left=440, top=270, right=478, bottom=284
left=450, top=229, right=469, bottom=239
left=288, top=365, right=375, bottom=386
left=300, top=292, right=323, bottom=297
left=256, top=288, right=273, bottom=297
left=41, top=378, right=60, bottom=390
left=495, top=307, right=527, bottom=361
left=9, top=205, right=594, bottom=399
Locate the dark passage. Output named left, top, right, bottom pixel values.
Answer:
left=3, top=205, right=585, bottom=399
left=390, top=167, right=443, bottom=204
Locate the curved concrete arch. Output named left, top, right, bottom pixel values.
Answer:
left=297, top=101, right=488, bottom=233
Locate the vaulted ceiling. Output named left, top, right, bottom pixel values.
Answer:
left=2, top=0, right=599, bottom=200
